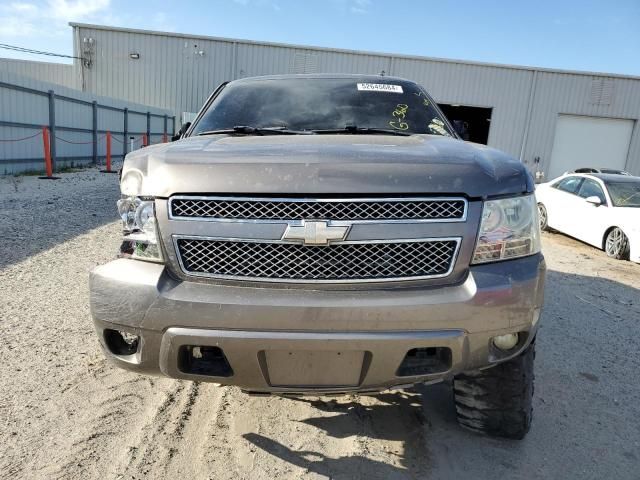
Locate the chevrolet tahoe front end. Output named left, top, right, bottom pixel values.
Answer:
left=90, top=75, right=545, bottom=439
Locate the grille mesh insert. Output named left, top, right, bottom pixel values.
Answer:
left=176, top=239, right=458, bottom=281
left=170, top=198, right=465, bottom=221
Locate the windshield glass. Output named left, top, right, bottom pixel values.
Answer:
left=607, top=181, right=640, bottom=207
left=191, top=78, right=454, bottom=136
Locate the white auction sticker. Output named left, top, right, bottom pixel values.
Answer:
left=357, top=83, right=403, bottom=93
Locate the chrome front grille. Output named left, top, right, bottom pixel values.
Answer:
left=170, top=196, right=466, bottom=221
left=175, top=238, right=459, bottom=282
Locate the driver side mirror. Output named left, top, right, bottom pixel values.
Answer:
left=585, top=196, right=603, bottom=206
left=171, top=122, right=191, bottom=141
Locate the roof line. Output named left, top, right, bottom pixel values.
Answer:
left=69, top=22, right=640, bottom=81
left=0, top=56, right=74, bottom=67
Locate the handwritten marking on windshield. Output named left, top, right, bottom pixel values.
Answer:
left=413, top=91, right=431, bottom=107
left=389, top=104, right=409, bottom=130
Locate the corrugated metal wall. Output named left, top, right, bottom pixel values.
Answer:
left=75, top=26, right=235, bottom=117
left=521, top=71, right=640, bottom=177
left=0, top=70, right=174, bottom=175
left=71, top=24, right=640, bottom=176
left=0, top=57, right=78, bottom=89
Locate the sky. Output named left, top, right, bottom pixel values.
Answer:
left=0, top=0, right=639, bottom=75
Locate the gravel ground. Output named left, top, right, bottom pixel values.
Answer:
left=0, top=169, right=639, bottom=479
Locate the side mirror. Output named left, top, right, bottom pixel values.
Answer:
left=171, top=122, right=191, bottom=141
left=585, top=196, right=602, bottom=206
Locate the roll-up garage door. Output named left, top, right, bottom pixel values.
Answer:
left=548, top=115, right=634, bottom=179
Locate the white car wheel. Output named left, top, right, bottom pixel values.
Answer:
left=537, top=203, right=548, bottom=231
left=604, top=228, right=630, bottom=260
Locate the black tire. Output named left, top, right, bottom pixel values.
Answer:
left=453, top=341, right=535, bottom=440
left=604, top=227, right=630, bottom=260
left=537, top=203, right=549, bottom=231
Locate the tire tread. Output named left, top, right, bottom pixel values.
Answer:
left=453, top=342, right=535, bottom=439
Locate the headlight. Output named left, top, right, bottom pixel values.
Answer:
left=472, top=194, right=540, bottom=264
left=116, top=196, right=163, bottom=262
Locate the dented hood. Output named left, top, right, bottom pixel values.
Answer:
left=122, top=134, right=533, bottom=198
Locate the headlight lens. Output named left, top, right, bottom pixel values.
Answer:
left=472, top=194, right=540, bottom=264
left=116, top=196, right=163, bottom=262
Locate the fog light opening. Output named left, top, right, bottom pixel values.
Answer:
left=178, top=345, right=233, bottom=377
left=492, top=333, right=519, bottom=351
left=104, top=329, right=140, bottom=356
left=396, top=347, right=452, bottom=377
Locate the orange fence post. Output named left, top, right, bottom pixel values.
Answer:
left=43, top=127, right=52, bottom=176
left=101, top=131, right=117, bottom=174
left=142, top=134, right=148, bottom=147
left=39, top=127, right=59, bottom=179
left=106, top=131, right=112, bottom=172
left=162, top=133, right=168, bottom=143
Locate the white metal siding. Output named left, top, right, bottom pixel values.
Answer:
left=78, top=26, right=234, bottom=116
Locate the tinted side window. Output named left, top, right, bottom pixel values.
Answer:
left=554, top=177, right=583, bottom=194
left=577, top=179, right=607, bottom=204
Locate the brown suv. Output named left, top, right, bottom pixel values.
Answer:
left=90, top=74, right=545, bottom=439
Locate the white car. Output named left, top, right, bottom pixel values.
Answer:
left=536, top=173, right=640, bottom=263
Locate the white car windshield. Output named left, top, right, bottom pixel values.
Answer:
left=607, top=181, right=640, bottom=207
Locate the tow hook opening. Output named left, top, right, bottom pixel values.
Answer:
left=104, top=329, right=140, bottom=356
left=396, top=347, right=452, bottom=377
left=178, top=345, right=234, bottom=377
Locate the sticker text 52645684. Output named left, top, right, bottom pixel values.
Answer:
left=357, top=83, right=404, bottom=93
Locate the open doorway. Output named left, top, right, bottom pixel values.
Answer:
left=438, top=104, right=492, bottom=144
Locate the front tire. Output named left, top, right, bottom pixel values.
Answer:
left=605, top=227, right=630, bottom=260
left=453, top=341, right=535, bottom=440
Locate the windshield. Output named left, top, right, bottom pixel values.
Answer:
left=191, top=78, right=455, bottom=136
left=607, top=181, right=640, bottom=207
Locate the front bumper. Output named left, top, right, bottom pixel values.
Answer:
left=90, top=254, right=546, bottom=393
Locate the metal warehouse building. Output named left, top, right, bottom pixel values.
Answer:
left=3, top=22, right=640, bottom=179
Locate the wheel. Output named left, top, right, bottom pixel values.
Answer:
left=537, top=203, right=549, bottom=231
left=453, top=341, right=535, bottom=440
left=604, top=227, right=630, bottom=260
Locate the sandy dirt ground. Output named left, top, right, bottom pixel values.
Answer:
left=1, top=169, right=639, bottom=479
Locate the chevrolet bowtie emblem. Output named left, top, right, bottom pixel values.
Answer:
left=282, top=220, right=349, bottom=246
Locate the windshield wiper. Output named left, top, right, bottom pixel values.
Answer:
left=197, top=125, right=412, bottom=137
left=196, top=125, right=311, bottom=136
left=311, top=125, right=412, bottom=136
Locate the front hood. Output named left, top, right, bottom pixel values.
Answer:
left=123, top=134, right=533, bottom=198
